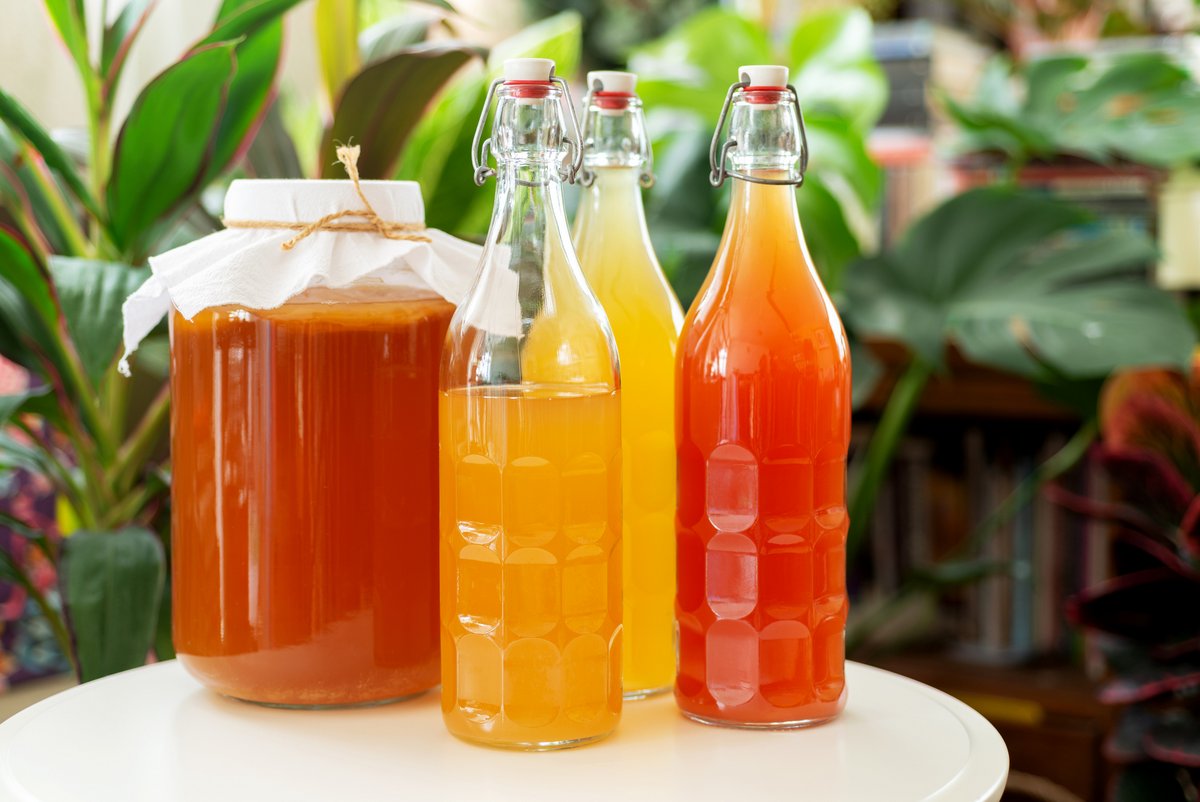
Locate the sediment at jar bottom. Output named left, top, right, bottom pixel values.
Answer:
left=170, top=295, right=454, bottom=707
left=439, top=384, right=623, bottom=748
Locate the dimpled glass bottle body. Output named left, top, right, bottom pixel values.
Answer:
left=572, top=72, right=683, bottom=699
left=439, top=59, right=623, bottom=750
left=675, top=67, right=852, bottom=728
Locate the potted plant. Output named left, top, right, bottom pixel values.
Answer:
left=1051, top=358, right=1200, bottom=800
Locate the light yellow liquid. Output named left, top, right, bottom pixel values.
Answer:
left=440, top=384, right=622, bottom=748
left=573, top=166, right=683, bottom=698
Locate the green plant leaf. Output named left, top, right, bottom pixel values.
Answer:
left=631, top=8, right=769, bottom=118
left=789, top=8, right=888, bottom=132
left=245, top=100, right=303, bottom=178
left=200, top=0, right=305, bottom=46
left=0, top=89, right=101, bottom=218
left=796, top=172, right=864, bottom=293
left=400, top=11, right=583, bottom=235
left=101, top=0, right=157, bottom=98
left=43, top=0, right=90, bottom=80
left=60, top=527, right=165, bottom=682
left=0, top=234, right=43, bottom=371
left=360, top=16, right=431, bottom=64
left=316, top=0, right=361, bottom=110
left=953, top=51, right=1200, bottom=167
left=0, top=430, right=56, bottom=476
left=848, top=333, right=882, bottom=409
left=48, top=258, right=150, bottom=385
left=106, top=43, right=237, bottom=255
left=203, top=22, right=286, bottom=185
left=320, top=43, right=478, bottom=179
left=843, top=188, right=1195, bottom=379
left=0, top=386, right=51, bottom=427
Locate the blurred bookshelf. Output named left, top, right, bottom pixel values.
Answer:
left=853, top=343, right=1113, bottom=800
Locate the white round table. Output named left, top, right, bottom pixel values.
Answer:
left=0, top=660, right=1007, bottom=801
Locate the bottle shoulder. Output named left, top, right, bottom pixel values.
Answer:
left=679, top=266, right=848, bottom=375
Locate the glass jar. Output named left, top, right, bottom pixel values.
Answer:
left=170, top=284, right=454, bottom=707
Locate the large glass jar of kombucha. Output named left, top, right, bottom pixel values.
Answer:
left=170, top=284, right=454, bottom=707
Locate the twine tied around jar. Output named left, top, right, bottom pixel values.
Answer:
left=223, top=144, right=431, bottom=250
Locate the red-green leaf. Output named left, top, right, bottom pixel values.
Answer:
left=106, top=43, right=237, bottom=254
left=319, top=43, right=478, bottom=179
left=199, top=0, right=306, bottom=47
left=0, top=88, right=101, bottom=218
left=42, top=0, right=89, bottom=79
left=202, top=22, right=285, bottom=184
left=316, top=0, right=361, bottom=110
left=101, top=0, right=157, bottom=96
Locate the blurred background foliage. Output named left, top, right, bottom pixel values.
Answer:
left=1, top=6, right=1200, bottom=795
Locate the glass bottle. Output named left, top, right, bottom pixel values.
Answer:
left=172, top=282, right=451, bottom=707
left=572, top=71, right=683, bottom=699
left=440, top=58, right=623, bottom=749
left=675, top=65, right=851, bottom=728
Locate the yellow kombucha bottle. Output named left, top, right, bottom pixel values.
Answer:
left=572, top=71, right=683, bottom=699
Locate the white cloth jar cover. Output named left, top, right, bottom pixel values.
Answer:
left=119, top=178, right=483, bottom=374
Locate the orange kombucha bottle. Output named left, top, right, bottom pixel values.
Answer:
left=675, top=66, right=852, bottom=728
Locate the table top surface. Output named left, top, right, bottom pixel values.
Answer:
left=0, top=660, right=1008, bottom=802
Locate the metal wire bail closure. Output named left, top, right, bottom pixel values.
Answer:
left=708, top=81, right=809, bottom=188
left=470, top=67, right=586, bottom=186
left=578, top=86, right=655, bottom=189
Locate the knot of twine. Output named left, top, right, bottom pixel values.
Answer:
left=223, top=145, right=431, bottom=250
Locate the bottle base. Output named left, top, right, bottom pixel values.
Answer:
left=680, top=709, right=840, bottom=730
left=448, top=729, right=615, bottom=752
left=225, top=688, right=429, bottom=711
left=623, top=684, right=672, bottom=701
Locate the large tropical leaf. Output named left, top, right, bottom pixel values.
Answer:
left=106, top=43, right=237, bottom=255
left=43, top=0, right=90, bottom=82
left=360, top=16, right=432, bottom=64
left=316, top=0, right=361, bottom=111
left=0, top=386, right=51, bottom=428
left=319, top=43, right=479, bottom=179
left=60, top=528, right=165, bottom=682
left=843, top=188, right=1194, bottom=379
left=245, top=100, right=303, bottom=178
left=100, top=0, right=157, bottom=100
left=947, top=51, right=1200, bottom=167
left=196, top=0, right=305, bottom=184
left=49, top=258, right=151, bottom=385
left=398, top=11, right=583, bottom=236
left=203, top=22, right=286, bottom=185
left=631, top=8, right=769, bottom=117
left=789, top=7, right=888, bottom=132
left=0, top=227, right=62, bottom=370
left=201, top=0, right=306, bottom=45
left=0, top=89, right=101, bottom=218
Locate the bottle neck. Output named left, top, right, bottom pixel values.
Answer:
left=718, top=88, right=806, bottom=184
left=581, top=96, right=650, bottom=174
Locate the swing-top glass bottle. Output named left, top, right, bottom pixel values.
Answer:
left=439, top=58, right=623, bottom=749
left=572, top=70, right=682, bottom=700
left=675, top=65, right=852, bottom=728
